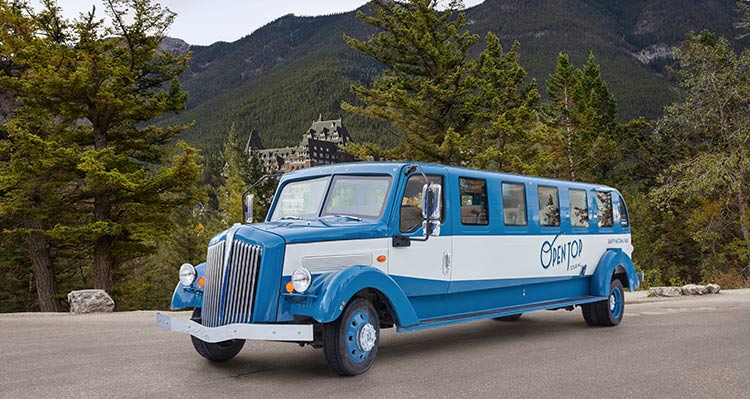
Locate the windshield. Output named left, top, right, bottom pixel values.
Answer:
left=322, top=175, right=392, bottom=219
left=270, top=175, right=392, bottom=221
left=270, top=177, right=329, bottom=220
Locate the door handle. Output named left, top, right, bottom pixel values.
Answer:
left=442, top=250, right=451, bottom=275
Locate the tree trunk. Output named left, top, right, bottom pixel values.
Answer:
left=93, top=194, right=115, bottom=290
left=23, top=218, right=61, bottom=312
left=737, top=185, right=750, bottom=276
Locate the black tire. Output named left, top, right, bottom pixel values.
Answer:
left=581, top=279, right=625, bottom=327
left=493, top=313, right=522, bottom=321
left=190, top=308, right=245, bottom=362
left=322, top=297, right=380, bottom=376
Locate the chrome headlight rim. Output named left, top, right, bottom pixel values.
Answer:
left=291, top=267, right=312, bottom=293
left=179, top=263, right=196, bottom=286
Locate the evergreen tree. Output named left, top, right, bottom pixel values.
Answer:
left=342, top=0, right=550, bottom=173
left=546, top=53, right=578, bottom=178
left=463, top=34, right=551, bottom=174
left=217, top=124, right=251, bottom=226
left=0, top=0, right=200, bottom=295
left=342, top=0, right=478, bottom=163
left=545, top=52, right=622, bottom=184
left=651, top=31, right=750, bottom=280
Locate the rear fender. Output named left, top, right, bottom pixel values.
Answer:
left=590, top=249, right=639, bottom=296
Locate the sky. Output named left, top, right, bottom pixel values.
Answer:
left=34, top=0, right=485, bottom=45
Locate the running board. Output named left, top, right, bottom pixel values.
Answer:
left=397, top=296, right=607, bottom=333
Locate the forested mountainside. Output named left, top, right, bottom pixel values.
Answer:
left=162, top=0, right=739, bottom=151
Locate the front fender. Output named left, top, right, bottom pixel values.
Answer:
left=589, top=249, right=639, bottom=296
left=170, top=262, right=206, bottom=310
left=288, top=266, right=419, bottom=327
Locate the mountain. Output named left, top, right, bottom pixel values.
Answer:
left=161, top=0, right=740, bottom=151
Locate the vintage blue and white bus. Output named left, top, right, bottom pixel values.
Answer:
left=157, top=162, right=639, bottom=376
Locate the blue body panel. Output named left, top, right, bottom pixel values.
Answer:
left=170, top=262, right=206, bottom=310
left=400, top=275, right=591, bottom=320
left=590, top=248, right=640, bottom=295
left=282, top=266, right=420, bottom=327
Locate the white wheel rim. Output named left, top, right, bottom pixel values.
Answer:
left=358, top=323, right=377, bottom=352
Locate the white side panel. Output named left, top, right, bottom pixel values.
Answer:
left=388, top=236, right=452, bottom=282
left=450, top=233, right=632, bottom=281
left=282, top=238, right=390, bottom=276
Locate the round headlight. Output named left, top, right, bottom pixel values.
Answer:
left=179, top=263, right=196, bottom=286
left=291, top=267, right=312, bottom=293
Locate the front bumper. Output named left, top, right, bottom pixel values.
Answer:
left=156, top=313, right=313, bottom=343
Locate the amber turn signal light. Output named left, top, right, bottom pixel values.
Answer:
left=377, top=255, right=387, bottom=263
left=197, top=277, right=205, bottom=288
left=285, top=281, right=294, bottom=293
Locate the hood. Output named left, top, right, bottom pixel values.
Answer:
left=250, top=217, right=390, bottom=244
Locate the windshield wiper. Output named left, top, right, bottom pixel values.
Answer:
left=278, top=216, right=303, bottom=220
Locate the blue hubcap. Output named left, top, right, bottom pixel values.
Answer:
left=610, top=286, right=623, bottom=319
left=345, top=310, right=376, bottom=363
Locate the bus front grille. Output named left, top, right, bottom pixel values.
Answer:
left=201, top=238, right=262, bottom=327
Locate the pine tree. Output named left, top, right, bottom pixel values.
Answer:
left=342, top=0, right=550, bottom=173
left=342, top=0, right=478, bottom=163
left=0, top=0, right=201, bottom=294
left=464, top=34, right=551, bottom=174
left=546, top=53, right=579, bottom=178
left=217, top=124, right=251, bottom=226
left=545, top=52, right=622, bottom=184
left=651, top=31, right=750, bottom=279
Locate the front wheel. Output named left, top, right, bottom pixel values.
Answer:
left=322, top=297, right=380, bottom=376
left=581, top=279, right=624, bottom=327
left=190, top=308, right=245, bottom=362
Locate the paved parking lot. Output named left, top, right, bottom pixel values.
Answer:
left=2, top=289, right=749, bottom=399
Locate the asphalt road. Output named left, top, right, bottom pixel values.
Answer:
left=2, top=289, right=750, bottom=399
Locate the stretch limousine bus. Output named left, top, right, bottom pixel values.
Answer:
left=157, top=162, right=639, bottom=376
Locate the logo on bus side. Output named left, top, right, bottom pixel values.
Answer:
left=540, top=234, right=583, bottom=270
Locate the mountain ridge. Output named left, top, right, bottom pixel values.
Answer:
left=162, top=0, right=740, bottom=151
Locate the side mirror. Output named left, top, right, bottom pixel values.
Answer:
left=421, top=183, right=441, bottom=237
left=422, top=183, right=442, bottom=221
left=244, top=193, right=255, bottom=224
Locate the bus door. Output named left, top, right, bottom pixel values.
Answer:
left=388, top=169, right=452, bottom=297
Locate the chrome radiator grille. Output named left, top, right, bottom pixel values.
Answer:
left=201, top=238, right=262, bottom=327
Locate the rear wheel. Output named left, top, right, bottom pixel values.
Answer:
left=493, top=313, right=522, bottom=321
left=190, top=308, right=245, bottom=362
left=581, top=279, right=624, bottom=327
left=322, top=298, right=380, bottom=376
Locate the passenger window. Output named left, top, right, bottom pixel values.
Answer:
left=459, top=177, right=488, bottom=225
left=569, top=189, right=589, bottom=228
left=619, top=195, right=629, bottom=228
left=596, top=191, right=613, bottom=228
left=538, top=186, right=560, bottom=227
left=502, top=182, right=527, bottom=226
left=400, top=175, right=443, bottom=233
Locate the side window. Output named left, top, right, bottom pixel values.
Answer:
left=619, top=195, right=630, bottom=228
left=459, top=177, right=489, bottom=225
left=596, top=191, right=613, bottom=228
left=502, top=182, right=527, bottom=226
left=569, top=189, right=589, bottom=228
left=538, top=186, right=560, bottom=227
left=400, top=175, right=443, bottom=233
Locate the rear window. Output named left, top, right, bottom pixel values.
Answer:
left=619, top=195, right=630, bottom=228
left=596, top=191, right=613, bottom=228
